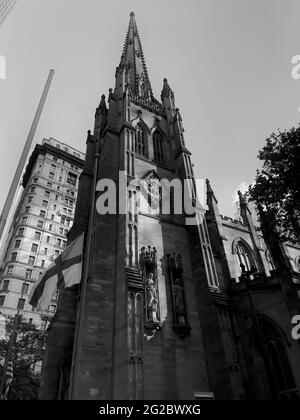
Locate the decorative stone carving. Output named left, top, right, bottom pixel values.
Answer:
left=167, top=253, right=191, bottom=338
left=140, top=246, right=161, bottom=337
left=138, top=72, right=150, bottom=100
left=140, top=171, right=160, bottom=211
left=146, top=272, right=159, bottom=322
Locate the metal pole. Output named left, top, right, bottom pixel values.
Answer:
left=69, top=138, right=99, bottom=400
left=0, top=69, right=55, bottom=240
left=243, top=272, right=277, bottom=399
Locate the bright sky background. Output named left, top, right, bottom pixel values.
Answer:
left=0, top=0, right=300, bottom=218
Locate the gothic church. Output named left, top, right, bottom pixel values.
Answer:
left=40, top=12, right=300, bottom=400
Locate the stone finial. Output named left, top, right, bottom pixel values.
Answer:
left=161, top=78, right=172, bottom=101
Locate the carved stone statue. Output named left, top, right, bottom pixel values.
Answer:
left=146, top=272, right=158, bottom=322
left=173, top=278, right=185, bottom=313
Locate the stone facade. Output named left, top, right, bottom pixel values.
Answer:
left=39, top=13, right=300, bottom=400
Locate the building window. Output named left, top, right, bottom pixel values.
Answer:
left=49, top=224, right=53, bottom=232
left=2, top=280, right=10, bottom=291
left=0, top=296, right=5, bottom=306
left=28, top=256, right=35, bottom=266
left=50, top=304, right=56, bottom=312
left=7, top=266, right=14, bottom=275
left=57, top=239, right=62, bottom=247
left=34, top=231, right=41, bottom=240
left=45, top=191, right=50, bottom=198
left=11, top=252, right=17, bottom=262
left=135, top=124, right=147, bottom=156
left=54, top=250, right=59, bottom=258
left=51, top=214, right=54, bottom=221
left=49, top=172, right=54, bottom=180
left=28, top=196, right=33, bottom=203
left=252, top=317, right=297, bottom=399
left=15, top=240, right=21, bottom=249
left=153, top=131, right=164, bottom=163
left=66, top=173, right=77, bottom=187
left=18, top=227, right=25, bottom=237
left=232, top=239, right=256, bottom=273
left=29, top=318, right=33, bottom=325
left=21, top=283, right=29, bottom=295
left=31, top=187, right=36, bottom=194
left=25, top=269, right=32, bottom=280
left=44, top=248, right=48, bottom=255
left=266, top=250, right=275, bottom=271
left=37, top=220, right=43, bottom=229
left=42, top=200, right=48, bottom=207
left=40, top=210, right=46, bottom=218
left=59, top=228, right=63, bottom=235
left=25, top=206, right=31, bottom=213
left=17, top=298, right=25, bottom=310
left=41, top=260, right=45, bottom=268
left=47, top=182, right=52, bottom=188
left=22, top=216, right=28, bottom=225
left=46, top=236, right=50, bottom=243
left=33, top=177, right=38, bottom=183
left=31, top=243, right=38, bottom=253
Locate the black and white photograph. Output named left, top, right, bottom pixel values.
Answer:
left=0, top=0, right=299, bottom=404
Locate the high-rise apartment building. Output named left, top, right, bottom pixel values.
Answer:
left=0, top=138, right=85, bottom=328
left=0, top=0, right=18, bottom=26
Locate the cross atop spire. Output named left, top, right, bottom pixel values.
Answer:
left=120, top=12, right=154, bottom=102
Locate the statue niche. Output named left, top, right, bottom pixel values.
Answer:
left=139, top=246, right=161, bottom=336
left=167, top=253, right=191, bottom=338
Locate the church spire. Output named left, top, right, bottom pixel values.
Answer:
left=120, top=12, right=154, bottom=101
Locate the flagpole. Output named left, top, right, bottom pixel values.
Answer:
left=69, top=135, right=99, bottom=400
left=0, top=70, right=55, bottom=242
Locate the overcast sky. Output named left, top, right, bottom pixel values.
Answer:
left=0, top=0, right=300, bottom=218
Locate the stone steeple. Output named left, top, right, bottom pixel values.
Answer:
left=120, top=12, right=155, bottom=101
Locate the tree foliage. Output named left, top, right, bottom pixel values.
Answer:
left=248, top=125, right=300, bottom=243
left=0, top=316, right=46, bottom=400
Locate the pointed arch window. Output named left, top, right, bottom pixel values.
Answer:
left=295, top=256, right=300, bottom=272
left=233, top=239, right=256, bottom=273
left=135, top=123, right=147, bottom=157
left=251, top=317, right=298, bottom=400
left=266, top=249, right=275, bottom=272
left=153, top=131, right=164, bottom=164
